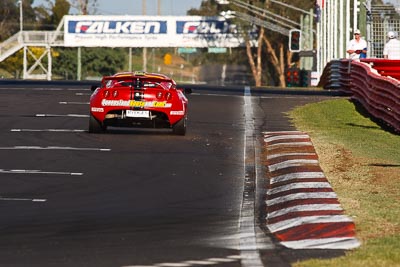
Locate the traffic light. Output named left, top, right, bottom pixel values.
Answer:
left=300, top=69, right=311, bottom=87
left=289, top=29, right=301, bottom=52
left=285, top=68, right=301, bottom=87
left=286, top=69, right=292, bottom=86
left=292, top=68, right=300, bottom=86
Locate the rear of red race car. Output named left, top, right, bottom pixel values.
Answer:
left=89, top=71, right=191, bottom=135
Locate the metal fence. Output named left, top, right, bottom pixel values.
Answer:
left=370, top=5, right=400, bottom=58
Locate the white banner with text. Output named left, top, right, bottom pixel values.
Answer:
left=64, top=15, right=257, bottom=48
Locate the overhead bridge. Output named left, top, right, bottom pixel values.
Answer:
left=0, top=18, right=65, bottom=80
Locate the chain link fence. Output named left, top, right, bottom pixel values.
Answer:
left=370, top=4, right=400, bottom=58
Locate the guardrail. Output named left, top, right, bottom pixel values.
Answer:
left=319, top=59, right=400, bottom=132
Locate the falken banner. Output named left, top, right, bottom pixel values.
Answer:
left=64, top=15, right=256, bottom=48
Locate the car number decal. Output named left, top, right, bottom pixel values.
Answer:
left=126, top=110, right=150, bottom=118
left=170, top=111, right=185, bottom=115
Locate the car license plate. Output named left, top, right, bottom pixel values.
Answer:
left=126, top=110, right=150, bottom=118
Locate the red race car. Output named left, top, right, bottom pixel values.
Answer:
left=89, top=71, right=191, bottom=135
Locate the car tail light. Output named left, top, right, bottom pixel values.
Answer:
left=156, top=91, right=163, bottom=99
left=113, top=90, right=118, bottom=97
left=103, top=90, right=110, bottom=98
left=165, top=92, right=172, bottom=100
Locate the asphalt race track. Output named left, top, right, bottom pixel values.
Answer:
left=0, top=81, right=345, bottom=267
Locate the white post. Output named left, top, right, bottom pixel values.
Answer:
left=333, top=0, right=338, bottom=58
left=23, top=46, right=27, bottom=79
left=327, top=0, right=332, bottom=62
left=77, top=47, right=81, bottom=81
left=353, top=0, right=358, bottom=31
left=339, top=0, right=344, bottom=58
left=317, top=11, right=321, bottom=74
left=346, top=0, right=351, bottom=58
left=321, top=2, right=327, bottom=73
left=47, top=46, right=52, bottom=81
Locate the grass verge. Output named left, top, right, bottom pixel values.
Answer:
left=288, top=98, right=400, bottom=267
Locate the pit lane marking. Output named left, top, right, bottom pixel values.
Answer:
left=0, top=146, right=110, bottom=152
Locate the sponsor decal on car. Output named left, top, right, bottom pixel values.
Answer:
left=101, top=99, right=172, bottom=108
left=91, top=107, right=104, bottom=112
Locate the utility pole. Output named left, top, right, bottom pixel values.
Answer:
left=18, top=0, right=23, bottom=32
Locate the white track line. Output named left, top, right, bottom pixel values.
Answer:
left=0, top=169, right=83, bottom=175
left=11, top=129, right=85, bottom=132
left=59, top=101, right=89, bottom=105
left=0, top=146, right=110, bottom=151
left=35, top=114, right=89, bottom=118
left=0, top=197, right=47, bottom=202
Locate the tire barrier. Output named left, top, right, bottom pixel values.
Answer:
left=319, top=59, right=400, bottom=132
left=318, top=59, right=353, bottom=94
left=263, top=131, right=360, bottom=250
left=317, top=60, right=341, bottom=90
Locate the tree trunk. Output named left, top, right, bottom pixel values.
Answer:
left=263, top=35, right=286, bottom=87
left=246, top=27, right=264, bottom=87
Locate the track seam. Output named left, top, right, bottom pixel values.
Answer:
left=240, top=86, right=265, bottom=266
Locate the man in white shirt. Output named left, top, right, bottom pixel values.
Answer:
left=383, top=31, right=400, bottom=59
left=346, top=29, right=368, bottom=59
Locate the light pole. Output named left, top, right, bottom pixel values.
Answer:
left=18, top=0, right=23, bottom=32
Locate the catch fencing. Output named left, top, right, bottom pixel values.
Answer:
left=370, top=17, right=400, bottom=58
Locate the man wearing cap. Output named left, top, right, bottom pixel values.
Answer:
left=346, top=29, right=367, bottom=59
left=383, top=31, right=400, bottom=59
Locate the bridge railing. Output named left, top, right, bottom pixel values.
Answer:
left=19, top=31, right=64, bottom=46
left=319, top=59, right=400, bottom=132
left=0, top=30, right=64, bottom=62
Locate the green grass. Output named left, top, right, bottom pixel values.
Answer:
left=288, top=98, right=400, bottom=267
left=289, top=99, right=400, bottom=161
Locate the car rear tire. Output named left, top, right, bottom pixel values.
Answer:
left=172, top=116, right=187, bottom=135
left=89, top=114, right=105, bottom=133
